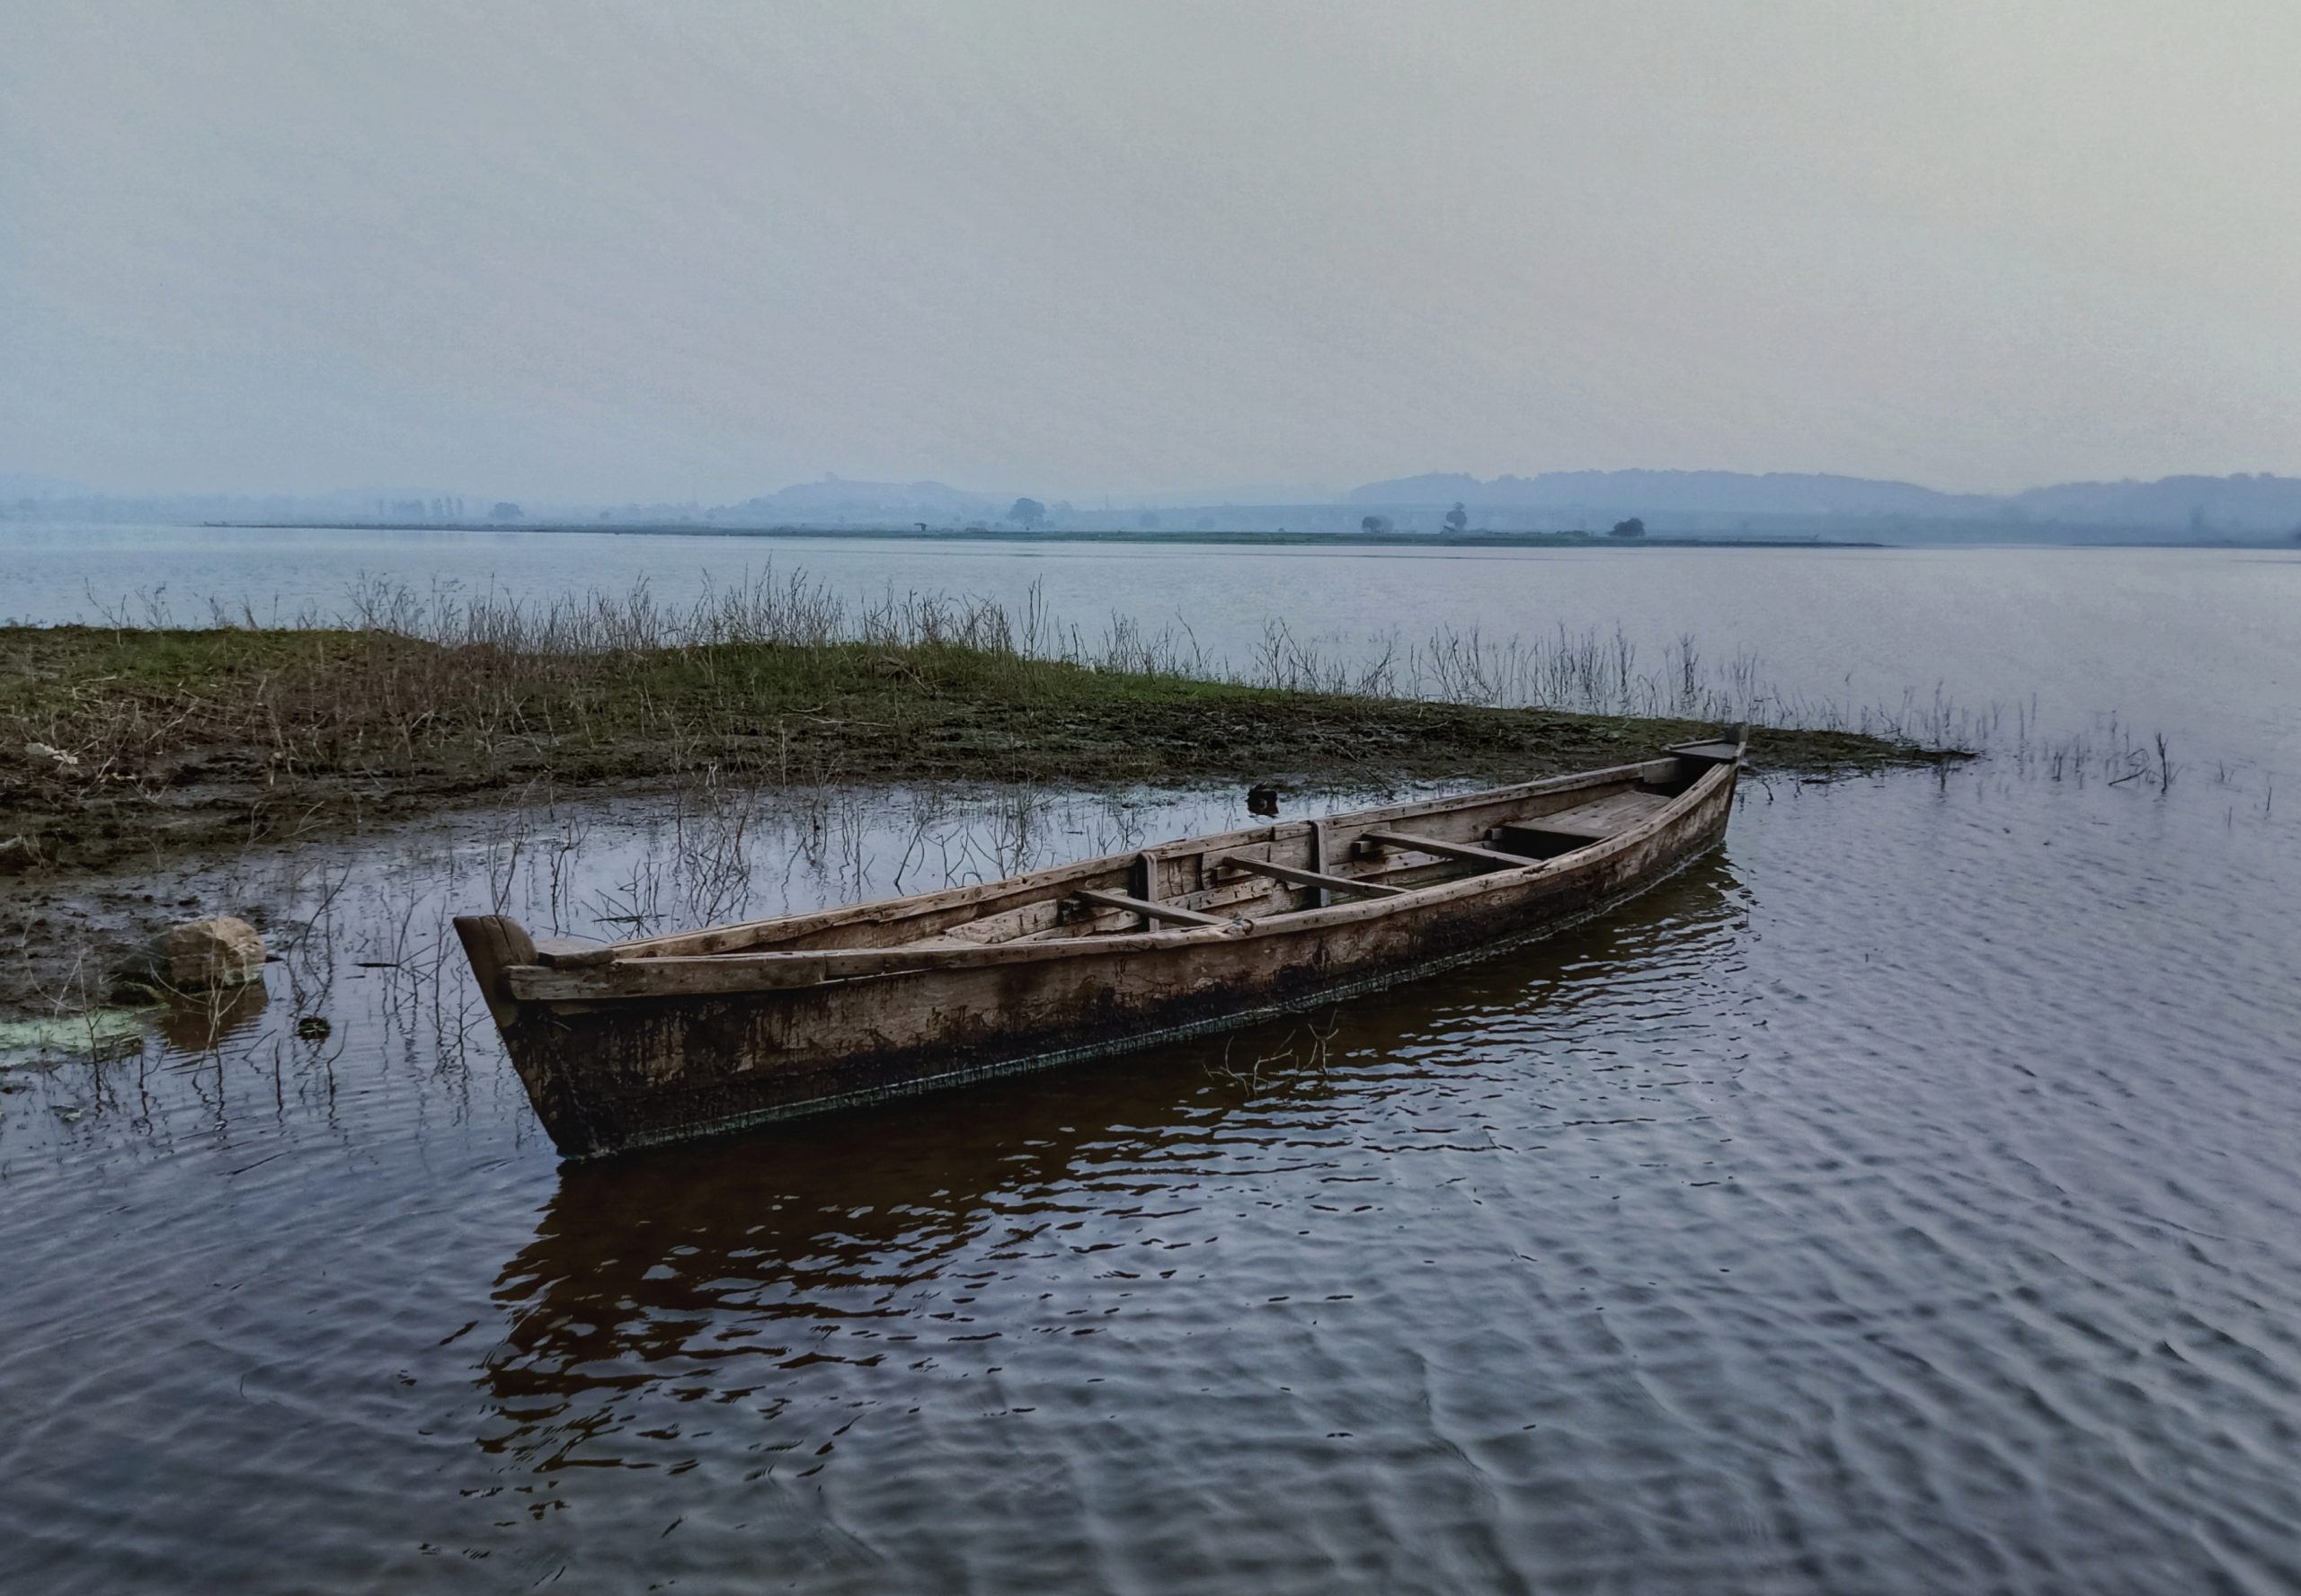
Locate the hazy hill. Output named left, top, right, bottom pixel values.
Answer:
left=1349, top=469, right=1994, bottom=519
left=2008, top=474, right=2301, bottom=531
left=716, top=476, right=1002, bottom=523
left=0, top=472, right=97, bottom=501
left=1349, top=469, right=2301, bottom=535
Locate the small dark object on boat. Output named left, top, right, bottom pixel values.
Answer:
left=458, top=730, right=1747, bottom=1158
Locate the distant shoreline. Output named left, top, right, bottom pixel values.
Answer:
left=194, top=520, right=1889, bottom=550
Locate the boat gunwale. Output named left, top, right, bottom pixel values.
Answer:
left=502, top=753, right=1740, bottom=1003
left=554, top=755, right=1684, bottom=966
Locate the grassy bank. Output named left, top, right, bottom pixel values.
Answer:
left=3, top=602, right=1945, bottom=874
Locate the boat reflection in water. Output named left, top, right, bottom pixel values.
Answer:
left=473, top=856, right=1744, bottom=1482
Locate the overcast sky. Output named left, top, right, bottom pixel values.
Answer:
left=3, top=2, right=2296, bottom=501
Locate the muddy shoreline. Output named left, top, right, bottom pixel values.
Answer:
left=0, top=749, right=1919, bottom=1023
left=1, top=623, right=1953, bottom=1016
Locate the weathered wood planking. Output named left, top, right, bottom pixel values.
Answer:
left=458, top=738, right=1745, bottom=1157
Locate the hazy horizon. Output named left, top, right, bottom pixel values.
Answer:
left=12, top=463, right=2301, bottom=519
left=6, top=3, right=2298, bottom=501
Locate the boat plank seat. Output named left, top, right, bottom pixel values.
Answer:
left=1489, top=789, right=1676, bottom=857
left=1070, top=888, right=1236, bottom=928
left=533, top=935, right=617, bottom=968
left=1356, top=829, right=1533, bottom=870
left=1524, top=789, right=1674, bottom=838
left=1209, top=854, right=1407, bottom=899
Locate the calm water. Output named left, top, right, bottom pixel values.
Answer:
left=7, top=521, right=2301, bottom=758
left=4, top=528, right=2299, bottom=1592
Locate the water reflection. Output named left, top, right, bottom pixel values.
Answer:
left=151, top=981, right=271, bottom=1052
left=475, top=858, right=1742, bottom=1479
left=16, top=767, right=2301, bottom=1592
left=480, top=1092, right=1148, bottom=1466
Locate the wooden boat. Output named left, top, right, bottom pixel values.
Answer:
left=457, top=730, right=1747, bottom=1158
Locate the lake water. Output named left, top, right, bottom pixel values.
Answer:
left=4, top=526, right=2299, bottom=1592
left=7, top=521, right=2300, bottom=759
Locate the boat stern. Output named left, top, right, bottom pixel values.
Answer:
left=1660, top=722, right=1748, bottom=794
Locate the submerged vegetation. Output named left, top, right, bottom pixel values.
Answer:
left=2, top=572, right=1950, bottom=874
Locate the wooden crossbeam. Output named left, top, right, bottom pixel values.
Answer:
left=1211, top=854, right=1406, bottom=899
left=1071, top=888, right=1234, bottom=928
left=1358, top=828, right=1533, bottom=870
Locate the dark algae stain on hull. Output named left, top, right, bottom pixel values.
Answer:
left=460, top=745, right=1741, bottom=1157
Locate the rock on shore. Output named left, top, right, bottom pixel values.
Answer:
left=124, top=917, right=268, bottom=993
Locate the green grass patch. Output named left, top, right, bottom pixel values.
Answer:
left=0, top=623, right=1946, bottom=873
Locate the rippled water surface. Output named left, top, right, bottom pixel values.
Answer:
left=5, top=531, right=2300, bottom=1592
left=5, top=758, right=2298, bottom=1594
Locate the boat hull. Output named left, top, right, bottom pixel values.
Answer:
left=476, top=760, right=1738, bottom=1158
